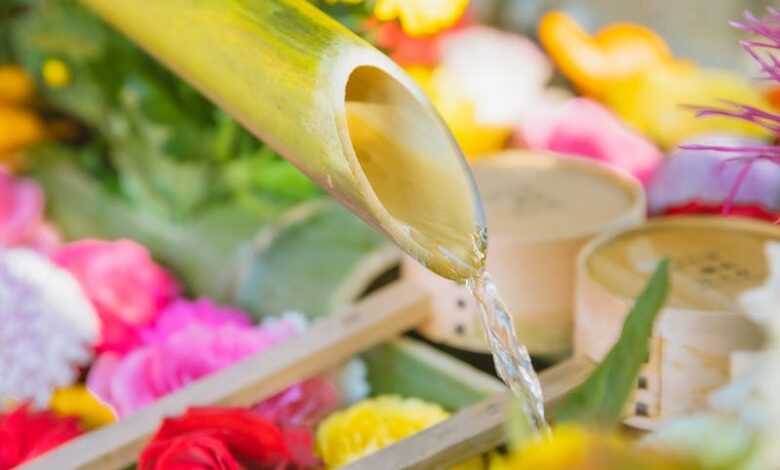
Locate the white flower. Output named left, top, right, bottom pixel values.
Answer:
left=707, top=242, right=780, bottom=468
left=438, top=26, right=561, bottom=126
left=0, top=249, right=98, bottom=407
left=331, top=358, right=370, bottom=405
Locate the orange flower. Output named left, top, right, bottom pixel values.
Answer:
left=0, top=66, right=35, bottom=106
left=538, top=11, right=673, bottom=98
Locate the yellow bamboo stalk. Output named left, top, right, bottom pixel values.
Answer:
left=81, top=0, right=486, bottom=281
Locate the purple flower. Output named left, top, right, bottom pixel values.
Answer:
left=649, top=135, right=780, bottom=214
left=683, top=9, right=780, bottom=215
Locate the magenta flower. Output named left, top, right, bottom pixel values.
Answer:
left=86, top=304, right=304, bottom=417
left=139, top=298, right=251, bottom=345
left=52, top=240, right=180, bottom=354
left=519, top=98, right=663, bottom=183
left=683, top=9, right=780, bottom=216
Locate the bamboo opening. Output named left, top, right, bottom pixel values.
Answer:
left=343, top=65, right=484, bottom=279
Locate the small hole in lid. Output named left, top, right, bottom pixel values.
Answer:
left=637, top=376, right=648, bottom=390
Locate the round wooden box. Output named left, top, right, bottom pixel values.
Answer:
left=403, top=150, right=645, bottom=356
left=576, top=216, right=780, bottom=429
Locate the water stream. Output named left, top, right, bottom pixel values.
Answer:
left=467, top=272, right=548, bottom=432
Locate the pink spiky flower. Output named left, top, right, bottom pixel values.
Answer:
left=683, top=9, right=780, bottom=221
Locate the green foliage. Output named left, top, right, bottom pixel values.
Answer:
left=11, top=0, right=320, bottom=220
left=553, top=260, right=670, bottom=426
left=309, top=0, right=374, bottom=33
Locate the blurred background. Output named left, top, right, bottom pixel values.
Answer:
left=477, top=0, right=771, bottom=71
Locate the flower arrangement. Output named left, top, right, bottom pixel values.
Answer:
left=0, top=170, right=369, bottom=468
left=2, top=1, right=780, bottom=469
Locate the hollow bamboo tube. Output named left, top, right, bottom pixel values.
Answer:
left=81, top=0, right=486, bottom=281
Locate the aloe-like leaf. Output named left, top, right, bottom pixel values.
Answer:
left=553, top=259, right=670, bottom=425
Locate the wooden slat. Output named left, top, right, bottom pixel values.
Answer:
left=345, top=392, right=510, bottom=470
left=345, top=356, right=595, bottom=470
left=21, top=280, right=430, bottom=470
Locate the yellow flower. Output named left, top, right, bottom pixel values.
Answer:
left=0, top=65, right=44, bottom=169
left=604, top=61, right=772, bottom=149
left=316, top=395, right=484, bottom=469
left=0, top=106, right=46, bottom=158
left=0, top=66, right=35, bottom=106
left=408, top=66, right=511, bottom=158
left=374, top=0, right=469, bottom=37
left=488, top=425, right=701, bottom=470
left=50, top=386, right=116, bottom=430
left=42, top=59, right=71, bottom=88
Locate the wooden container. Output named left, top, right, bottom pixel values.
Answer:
left=404, top=150, right=645, bottom=356
left=576, top=216, right=780, bottom=429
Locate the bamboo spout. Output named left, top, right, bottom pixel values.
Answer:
left=81, top=0, right=486, bottom=281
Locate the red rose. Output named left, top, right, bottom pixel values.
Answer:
left=366, top=15, right=470, bottom=67
left=139, top=407, right=316, bottom=470
left=0, top=404, right=83, bottom=469
left=663, top=201, right=779, bottom=223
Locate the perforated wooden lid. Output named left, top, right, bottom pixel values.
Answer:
left=471, top=151, right=644, bottom=243
left=584, top=217, right=780, bottom=312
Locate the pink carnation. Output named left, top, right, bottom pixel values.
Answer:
left=87, top=301, right=303, bottom=417
left=52, top=240, right=179, bottom=354
left=139, top=298, right=251, bottom=344
left=519, top=98, right=663, bottom=183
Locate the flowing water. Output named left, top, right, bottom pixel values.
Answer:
left=468, top=272, right=548, bottom=432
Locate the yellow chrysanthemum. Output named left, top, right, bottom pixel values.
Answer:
left=42, top=59, right=71, bottom=88
left=407, top=66, right=511, bottom=158
left=316, top=395, right=484, bottom=469
left=50, top=386, right=116, bottom=430
left=488, top=425, right=700, bottom=470
left=0, top=66, right=35, bottom=106
left=374, top=0, right=469, bottom=37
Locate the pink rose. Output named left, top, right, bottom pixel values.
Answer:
left=52, top=240, right=179, bottom=354
left=0, top=169, right=47, bottom=247
left=519, top=98, right=663, bottom=183
left=87, top=302, right=303, bottom=417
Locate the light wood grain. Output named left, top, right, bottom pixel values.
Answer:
left=405, top=150, right=645, bottom=357
left=576, top=216, right=780, bottom=428
left=344, top=356, right=595, bottom=470
left=20, top=281, right=430, bottom=470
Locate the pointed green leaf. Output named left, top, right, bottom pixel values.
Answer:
left=553, top=259, right=670, bottom=425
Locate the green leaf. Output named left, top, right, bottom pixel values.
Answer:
left=553, top=259, right=670, bottom=426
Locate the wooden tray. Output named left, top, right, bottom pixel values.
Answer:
left=404, top=150, right=645, bottom=357
left=21, top=278, right=591, bottom=469
left=575, top=216, right=780, bottom=429
left=18, top=282, right=496, bottom=469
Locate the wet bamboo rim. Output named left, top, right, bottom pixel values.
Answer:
left=405, top=150, right=645, bottom=356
